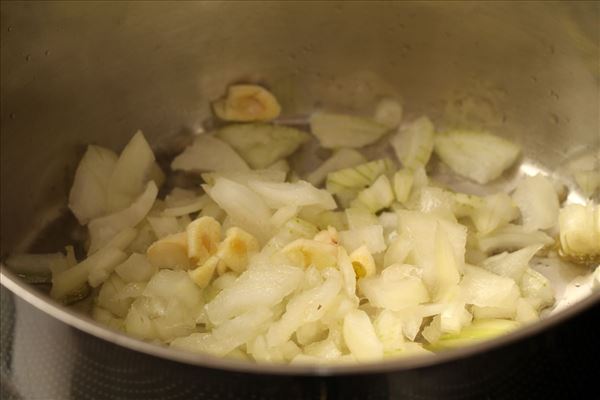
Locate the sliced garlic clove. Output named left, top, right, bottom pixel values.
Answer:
left=212, top=84, right=281, bottom=122
left=146, top=232, right=191, bottom=269
left=187, top=216, right=222, bottom=264
left=217, top=227, right=259, bottom=273
left=188, top=255, right=222, bottom=288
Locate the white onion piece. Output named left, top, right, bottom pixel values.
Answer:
left=374, top=98, right=403, bottom=129
left=558, top=203, right=600, bottom=262
left=512, top=174, right=559, bottom=231
left=68, top=145, right=117, bottom=224
left=310, top=112, right=388, bottom=149
left=434, top=130, right=520, bottom=184
left=206, top=264, right=304, bottom=325
left=306, top=148, right=366, bottom=186
left=343, top=310, right=383, bottom=361
left=88, top=182, right=158, bottom=254
left=171, top=134, right=249, bottom=172
left=248, top=180, right=336, bottom=210
left=390, top=116, right=435, bottom=169
left=107, top=131, right=155, bottom=212
left=205, top=177, right=273, bottom=244
left=359, top=264, right=430, bottom=311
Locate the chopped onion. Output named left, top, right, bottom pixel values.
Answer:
left=383, top=233, right=412, bottom=267
left=51, top=246, right=127, bottom=300
left=477, top=224, right=553, bottom=254
left=248, top=180, right=336, bottom=210
left=68, top=145, right=117, bottom=224
left=354, top=175, right=394, bottom=213
left=164, top=188, right=197, bottom=207
left=373, top=310, right=405, bottom=353
left=460, top=265, right=520, bottom=313
left=310, top=112, right=389, bottom=149
left=266, top=159, right=290, bottom=174
left=512, top=174, right=559, bottom=231
left=339, top=225, right=386, bottom=254
left=216, top=123, right=309, bottom=169
left=147, top=216, right=181, bottom=238
left=337, top=248, right=358, bottom=300
left=343, top=309, right=383, bottom=361
left=439, top=302, right=472, bottom=334
left=470, top=193, right=519, bottom=235
left=258, top=218, right=319, bottom=261
left=567, top=150, right=600, bottom=198
left=92, top=306, right=124, bottom=330
left=558, top=203, right=600, bottom=264
left=393, top=168, right=414, bottom=204
left=171, top=134, right=249, bottom=172
left=36, top=91, right=586, bottom=364
left=202, top=169, right=287, bottom=185
left=396, top=210, right=467, bottom=291
left=346, top=207, right=379, bottom=230
left=519, top=268, right=554, bottom=310
left=270, top=205, right=299, bottom=228
left=88, top=182, right=158, bottom=253
left=299, top=208, right=347, bottom=231
left=206, top=264, right=304, bottom=325
left=515, top=298, right=539, bottom=324
left=374, top=98, right=403, bottom=129
left=304, top=338, right=343, bottom=360
left=434, top=130, right=520, bottom=184
left=205, top=177, right=273, bottom=244
left=161, top=195, right=210, bottom=217
left=197, top=308, right=274, bottom=357
left=124, top=270, right=204, bottom=341
left=306, top=148, right=366, bottom=186
left=149, top=163, right=165, bottom=189
left=326, top=158, right=395, bottom=207
left=412, top=187, right=456, bottom=221
left=429, top=319, right=520, bottom=350
left=96, top=275, right=145, bottom=318
left=266, top=269, right=341, bottom=347
left=574, top=171, right=600, bottom=198
left=87, top=248, right=129, bottom=288
left=359, top=264, right=430, bottom=311
left=481, top=244, right=542, bottom=281
left=114, top=253, right=157, bottom=283
left=326, top=158, right=395, bottom=193
left=433, top=223, right=461, bottom=301
left=390, top=116, right=435, bottom=169
left=106, top=131, right=156, bottom=212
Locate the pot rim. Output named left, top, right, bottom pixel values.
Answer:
left=2, top=265, right=598, bottom=376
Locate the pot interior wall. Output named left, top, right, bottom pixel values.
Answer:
left=1, top=3, right=598, bottom=259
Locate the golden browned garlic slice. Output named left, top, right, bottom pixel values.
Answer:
left=187, top=216, right=222, bottom=264
left=146, top=232, right=191, bottom=269
left=212, top=84, right=281, bottom=122
left=188, top=255, right=222, bottom=288
left=217, top=227, right=259, bottom=273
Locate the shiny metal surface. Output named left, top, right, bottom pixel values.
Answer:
left=1, top=0, right=599, bottom=382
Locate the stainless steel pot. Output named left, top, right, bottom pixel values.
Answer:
left=1, top=2, right=599, bottom=399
